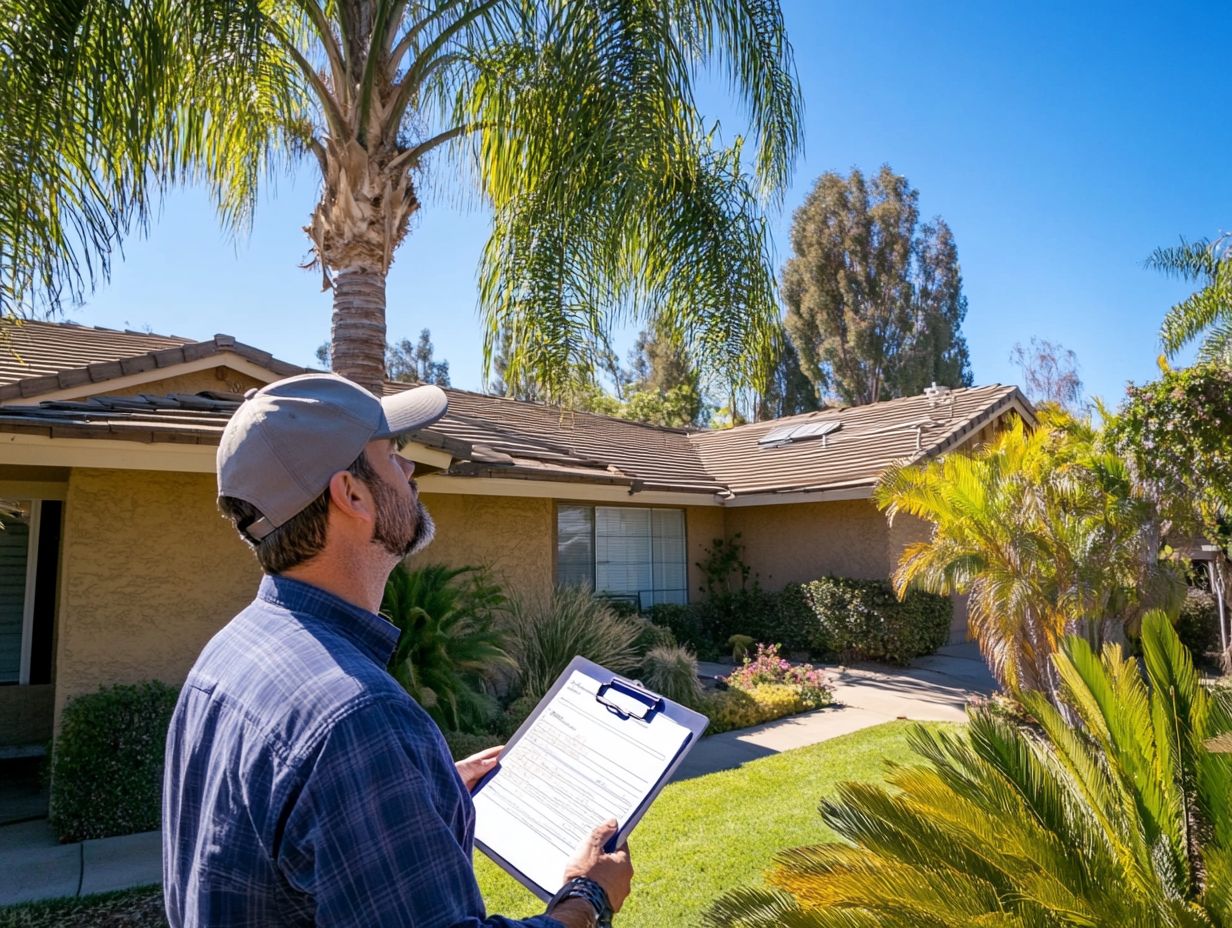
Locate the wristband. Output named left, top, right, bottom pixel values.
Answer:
left=548, top=876, right=614, bottom=928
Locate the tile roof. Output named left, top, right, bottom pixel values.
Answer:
left=0, top=322, right=1033, bottom=498
left=690, top=384, right=1029, bottom=499
left=0, top=321, right=305, bottom=401
left=0, top=382, right=1032, bottom=499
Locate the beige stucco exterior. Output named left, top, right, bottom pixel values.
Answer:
left=728, top=498, right=899, bottom=587
left=53, top=468, right=260, bottom=721
left=415, top=493, right=555, bottom=605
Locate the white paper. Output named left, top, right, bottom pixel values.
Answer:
left=472, top=670, right=690, bottom=895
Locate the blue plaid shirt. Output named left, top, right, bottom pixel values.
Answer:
left=163, top=574, right=562, bottom=928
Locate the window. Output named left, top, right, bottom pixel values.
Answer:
left=556, top=505, right=687, bottom=607
left=0, top=500, right=60, bottom=686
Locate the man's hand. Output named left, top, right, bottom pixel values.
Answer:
left=563, top=819, right=633, bottom=913
left=454, top=745, right=502, bottom=792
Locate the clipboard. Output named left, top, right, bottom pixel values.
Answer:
left=471, top=655, right=709, bottom=901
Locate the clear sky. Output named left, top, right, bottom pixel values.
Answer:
left=66, top=0, right=1231, bottom=408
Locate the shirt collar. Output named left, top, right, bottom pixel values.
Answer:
left=257, top=574, right=400, bottom=666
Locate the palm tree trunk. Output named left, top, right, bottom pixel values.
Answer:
left=331, top=266, right=388, bottom=394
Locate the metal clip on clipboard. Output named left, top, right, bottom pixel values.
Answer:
left=595, top=678, right=663, bottom=721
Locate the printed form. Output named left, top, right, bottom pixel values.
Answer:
left=472, top=670, right=690, bottom=895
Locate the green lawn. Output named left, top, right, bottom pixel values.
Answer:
left=0, top=721, right=948, bottom=928
left=476, top=720, right=948, bottom=927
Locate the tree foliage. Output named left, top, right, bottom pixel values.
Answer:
left=782, top=165, right=973, bottom=406
left=0, top=0, right=801, bottom=396
left=875, top=412, right=1182, bottom=700
left=753, top=325, right=819, bottom=421
left=1009, top=336, right=1083, bottom=411
left=316, top=329, right=450, bottom=385
left=706, top=612, right=1232, bottom=928
left=1149, top=233, right=1232, bottom=364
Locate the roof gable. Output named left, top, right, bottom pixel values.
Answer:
left=0, top=321, right=306, bottom=403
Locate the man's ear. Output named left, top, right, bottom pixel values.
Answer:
left=327, top=470, right=376, bottom=524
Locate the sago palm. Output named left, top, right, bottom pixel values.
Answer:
left=0, top=0, right=801, bottom=394
left=1149, top=234, right=1232, bottom=365
left=381, top=562, right=514, bottom=733
left=874, top=411, right=1180, bottom=700
left=706, top=611, right=1232, bottom=928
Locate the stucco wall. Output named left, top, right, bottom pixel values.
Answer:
left=686, top=506, right=726, bottom=601
left=726, top=498, right=894, bottom=588
left=415, top=493, right=554, bottom=606
left=55, top=468, right=260, bottom=721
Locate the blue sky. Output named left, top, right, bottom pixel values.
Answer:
left=68, top=0, right=1231, bottom=407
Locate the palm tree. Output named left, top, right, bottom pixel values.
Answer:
left=874, top=411, right=1181, bottom=701
left=1149, top=233, right=1232, bottom=365
left=0, top=1, right=801, bottom=394
left=706, top=611, right=1232, bottom=927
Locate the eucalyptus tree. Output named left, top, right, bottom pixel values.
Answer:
left=0, top=0, right=800, bottom=394
left=1149, top=233, right=1232, bottom=364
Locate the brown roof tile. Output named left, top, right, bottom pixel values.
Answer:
left=0, top=320, right=306, bottom=401
left=0, top=322, right=1033, bottom=497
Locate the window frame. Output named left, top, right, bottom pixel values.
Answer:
left=553, top=502, right=689, bottom=607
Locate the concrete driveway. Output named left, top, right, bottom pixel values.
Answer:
left=673, top=642, right=995, bottom=780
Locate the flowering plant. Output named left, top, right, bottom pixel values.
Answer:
left=724, top=643, right=833, bottom=709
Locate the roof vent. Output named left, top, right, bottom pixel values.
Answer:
left=924, top=382, right=954, bottom=409
left=758, top=419, right=841, bottom=449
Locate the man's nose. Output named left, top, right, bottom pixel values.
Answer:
left=397, top=456, right=415, bottom=480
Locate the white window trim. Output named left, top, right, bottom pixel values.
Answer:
left=17, top=500, right=40, bottom=686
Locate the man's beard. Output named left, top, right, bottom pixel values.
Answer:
left=369, top=477, right=436, bottom=558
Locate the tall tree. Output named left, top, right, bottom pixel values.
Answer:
left=388, top=329, right=450, bottom=386
left=1149, top=233, right=1232, bottom=364
left=317, top=329, right=450, bottom=385
left=782, top=165, right=972, bottom=406
left=621, top=327, right=705, bottom=426
left=753, top=325, right=819, bottom=420
left=1009, top=336, right=1083, bottom=410
left=0, top=0, right=801, bottom=396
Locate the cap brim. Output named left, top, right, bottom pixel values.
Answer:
left=375, top=384, right=449, bottom=438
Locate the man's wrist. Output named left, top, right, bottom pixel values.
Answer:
left=547, top=876, right=613, bottom=928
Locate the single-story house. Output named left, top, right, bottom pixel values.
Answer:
left=0, top=321, right=1036, bottom=748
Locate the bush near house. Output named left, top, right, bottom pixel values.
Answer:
left=647, top=577, right=950, bottom=665
left=1176, top=587, right=1221, bottom=668
left=790, top=576, right=951, bottom=665
left=49, top=681, right=178, bottom=843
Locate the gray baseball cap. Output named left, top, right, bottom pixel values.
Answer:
left=218, top=373, right=448, bottom=541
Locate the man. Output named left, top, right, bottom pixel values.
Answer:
left=163, top=373, right=632, bottom=927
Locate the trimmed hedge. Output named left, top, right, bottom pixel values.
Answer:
left=792, top=577, right=951, bottom=665
left=49, top=681, right=179, bottom=843
left=648, top=577, right=951, bottom=665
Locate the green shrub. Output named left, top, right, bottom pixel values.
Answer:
left=49, top=681, right=178, bottom=842
left=631, top=616, right=678, bottom=658
left=697, top=589, right=783, bottom=651
left=647, top=603, right=717, bottom=660
left=382, top=563, right=515, bottom=734
left=794, top=576, right=950, bottom=664
left=640, top=645, right=704, bottom=708
left=1176, top=588, right=1221, bottom=664
left=501, top=586, right=642, bottom=700
left=441, top=730, right=502, bottom=761
left=491, top=694, right=539, bottom=740
left=703, top=684, right=818, bottom=734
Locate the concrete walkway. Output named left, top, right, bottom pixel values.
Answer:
left=0, top=643, right=994, bottom=908
left=673, top=641, right=994, bottom=780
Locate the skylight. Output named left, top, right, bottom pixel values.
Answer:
left=757, top=420, right=841, bottom=449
